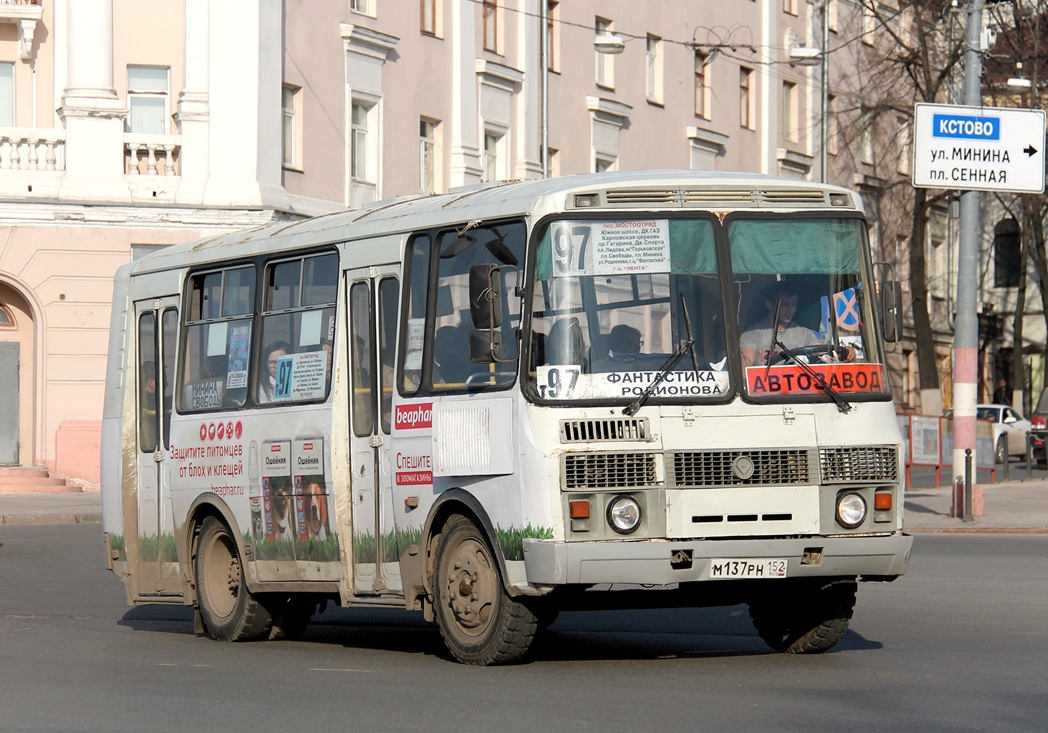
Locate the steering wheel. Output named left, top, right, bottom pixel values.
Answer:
left=768, top=344, right=845, bottom=366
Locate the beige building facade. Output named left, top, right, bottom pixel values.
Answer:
left=0, top=0, right=879, bottom=485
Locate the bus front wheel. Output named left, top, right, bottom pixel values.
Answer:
left=747, top=578, right=856, bottom=654
left=196, top=516, right=272, bottom=642
left=432, top=514, right=537, bottom=665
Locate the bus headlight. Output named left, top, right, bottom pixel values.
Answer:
left=836, top=492, right=867, bottom=528
left=607, top=495, right=641, bottom=534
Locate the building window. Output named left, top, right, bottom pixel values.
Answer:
left=483, top=0, right=499, bottom=53
left=782, top=81, right=796, bottom=141
left=351, top=101, right=375, bottom=182
left=546, top=1, right=558, bottom=71
left=896, top=116, right=911, bottom=175
left=860, top=106, right=873, bottom=165
left=827, top=94, right=838, bottom=155
left=0, top=63, right=13, bottom=127
left=351, top=0, right=374, bottom=17
left=862, top=0, right=876, bottom=44
left=595, top=156, right=615, bottom=173
left=829, top=0, right=839, bottom=32
left=131, top=244, right=167, bottom=260
left=994, top=218, right=1022, bottom=288
left=483, top=130, right=504, bottom=182
left=739, top=67, right=753, bottom=129
left=0, top=304, right=15, bottom=328
left=420, top=118, right=437, bottom=194
left=127, top=65, right=169, bottom=134
left=546, top=147, right=558, bottom=178
left=421, top=0, right=437, bottom=35
left=645, top=35, right=662, bottom=103
left=694, top=52, right=708, bottom=118
left=595, top=17, right=613, bottom=88
left=282, top=85, right=299, bottom=169
left=783, top=0, right=797, bottom=15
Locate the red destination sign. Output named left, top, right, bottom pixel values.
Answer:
left=746, top=363, right=888, bottom=396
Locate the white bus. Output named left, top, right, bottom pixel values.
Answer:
left=101, top=170, right=912, bottom=665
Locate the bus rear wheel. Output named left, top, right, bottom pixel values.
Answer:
left=432, top=514, right=537, bottom=665
left=747, top=578, right=856, bottom=654
left=196, top=516, right=272, bottom=641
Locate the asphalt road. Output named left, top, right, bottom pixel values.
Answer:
left=1, top=524, right=1046, bottom=733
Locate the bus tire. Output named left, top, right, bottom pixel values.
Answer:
left=433, top=514, right=537, bottom=665
left=747, top=578, right=856, bottom=654
left=196, top=516, right=272, bottom=642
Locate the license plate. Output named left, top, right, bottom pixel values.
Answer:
left=708, top=558, right=788, bottom=579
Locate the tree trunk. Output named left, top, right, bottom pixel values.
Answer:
left=908, top=187, right=940, bottom=412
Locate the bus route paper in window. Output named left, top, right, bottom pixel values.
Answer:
left=207, top=321, right=228, bottom=357
left=299, top=309, right=322, bottom=347
left=226, top=323, right=250, bottom=389
left=274, top=351, right=327, bottom=401
left=551, top=220, right=671, bottom=278
left=404, top=318, right=425, bottom=370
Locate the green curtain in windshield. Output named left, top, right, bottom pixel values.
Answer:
left=729, top=219, right=863, bottom=275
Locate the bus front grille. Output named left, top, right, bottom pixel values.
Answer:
left=668, top=449, right=813, bottom=487
left=560, top=417, right=650, bottom=443
left=820, top=446, right=899, bottom=483
left=563, top=452, right=659, bottom=489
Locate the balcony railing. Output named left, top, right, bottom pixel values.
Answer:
left=124, top=133, right=180, bottom=176
left=0, top=128, right=65, bottom=171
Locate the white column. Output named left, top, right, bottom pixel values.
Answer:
left=514, top=0, right=543, bottom=180
left=57, top=0, right=129, bottom=201
left=449, top=0, right=481, bottom=187
left=202, top=0, right=287, bottom=209
left=175, top=0, right=210, bottom=205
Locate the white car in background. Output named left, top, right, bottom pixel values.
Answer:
left=946, top=404, right=1033, bottom=463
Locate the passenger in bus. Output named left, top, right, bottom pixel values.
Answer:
left=607, top=324, right=643, bottom=362
left=259, top=341, right=292, bottom=403
left=739, top=281, right=853, bottom=367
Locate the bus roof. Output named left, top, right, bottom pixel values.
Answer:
left=127, top=170, right=862, bottom=276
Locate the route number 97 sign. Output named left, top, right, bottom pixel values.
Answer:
left=550, top=220, right=671, bottom=277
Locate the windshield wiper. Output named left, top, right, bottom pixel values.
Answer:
left=623, top=340, right=692, bottom=417
left=771, top=337, right=853, bottom=413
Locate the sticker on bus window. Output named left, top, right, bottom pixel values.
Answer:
left=551, top=220, right=671, bottom=278
left=537, top=366, right=728, bottom=400
left=226, top=324, right=251, bottom=389
left=274, top=351, right=327, bottom=401
left=404, top=318, right=425, bottom=370
left=299, top=310, right=323, bottom=347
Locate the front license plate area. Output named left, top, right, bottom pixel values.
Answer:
left=708, top=558, right=787, bottom=579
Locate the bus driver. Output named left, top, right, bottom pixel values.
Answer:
left=739, top=281, right=853, bottom=367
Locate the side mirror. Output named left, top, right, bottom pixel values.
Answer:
left=470, top=329, right=503, bottom=363
left=469, top=264, right=503, bottom=329
left=881, top=280, right=902, bottom=343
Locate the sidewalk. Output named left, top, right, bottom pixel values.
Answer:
left=0, top=491, right=103, bottom=526
left=902, top=477, right=1048, bottom=533
left=2, top=480, right=1047, bottom=532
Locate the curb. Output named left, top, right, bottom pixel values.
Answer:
left=0, top=513, right=102, bottom=526
left=906, top=526, right=1048, bottom=535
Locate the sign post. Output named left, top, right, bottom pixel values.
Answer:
left=912, top=102, right=1046, bottom=194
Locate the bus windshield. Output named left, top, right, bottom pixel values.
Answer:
left=730, top=215, right=888, bottom=402
left=527, top=214, right=888, bottom=404
left=529, top=216, right=730, bottom=403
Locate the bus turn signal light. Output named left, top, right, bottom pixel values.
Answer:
left=874, top=493, right=893, bottom=511
left=569, top=500, right=591, bottom=519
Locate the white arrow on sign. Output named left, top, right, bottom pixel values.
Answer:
left=912, top=103, right=1046, bottom=194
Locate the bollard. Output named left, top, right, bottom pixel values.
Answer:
left=1002, top=433, right=1009, bottom=481
left=1027, top=434, right=1034, bottom=481
left=951, top=475, right=964, bottom=518
left=963, top=449, right=973, bottom=522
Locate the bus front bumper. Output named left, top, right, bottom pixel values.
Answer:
left=522, top=534, right=912, bottom=586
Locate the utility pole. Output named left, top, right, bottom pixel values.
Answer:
left=954, top=0, right=985, bottom=519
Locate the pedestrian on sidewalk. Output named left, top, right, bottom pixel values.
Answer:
left=993, top=378, right=1009, bottom=406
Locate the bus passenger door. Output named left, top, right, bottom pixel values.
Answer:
left=346, top=268, right=400, bottom=595
left=134, top=298, right=181, bottom=598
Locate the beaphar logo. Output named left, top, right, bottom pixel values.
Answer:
left=395, top=402, right=433, bottom=430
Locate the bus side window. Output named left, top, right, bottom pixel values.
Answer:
left=399, top=235, right=430, bottom=395
left=180, top=265, right=255, bottom=412
left=258, top=252, right=338, bottom=405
